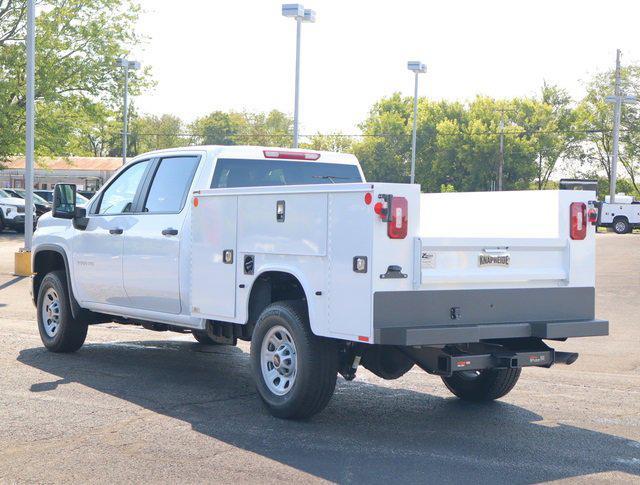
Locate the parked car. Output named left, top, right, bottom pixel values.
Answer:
left=34, top=190, right=53, bottom=203
left=4, top=188, right=51, bottom=216
left=31, top=146, right=608, bottom=419
left=34, top=189, right=89, bottom=206
left=0, top=189, right=35, bottom=232
left=78, top=190, right=95, bottom=200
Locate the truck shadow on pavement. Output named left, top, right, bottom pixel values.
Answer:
left=18, top=339, right=640, bottom=484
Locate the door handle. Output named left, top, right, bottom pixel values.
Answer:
left=162, top=228, right=179, bottom=236
left=109, top=228, right=123, bottom=235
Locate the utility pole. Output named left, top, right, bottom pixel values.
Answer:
left=407, top=61, right=427, bottom=184
left=605, top=49, right=638, bottom=204
left=16, top=0, right=35, bottom=275
left=282, top=4, right=316, bottom=148
left=498, top=111, right=505, bottom=191
left=122, top=61, right=129, bottom=164
left=115, top=58, right=140, bottom=165
left=24, top=0, right=35, bottom=249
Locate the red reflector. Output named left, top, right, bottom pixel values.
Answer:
left=358, top=336, right=369, bottom=342
left=364, top=193, right=372, bottom=205
left=263, top=150, right=320, bottom=161
left=570, top=202, right=587, bottom=240
left=373, top=201, right=384, bottom=215
left=193, top=197, right=199, bottom=207
left=388, top=196, right=408, bottom=239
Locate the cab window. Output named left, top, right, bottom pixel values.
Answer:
left=211, top=158, right=362, bottom=188
left=97, top=160, right=149, bottom=215
left=143, top=156, right=199, bottom=213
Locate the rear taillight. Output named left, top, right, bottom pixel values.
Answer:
left=587, top=201, right=598, bottom=225
left=374, top=194, right=408, bottom=239
left=570, top=202, right=587, bottom=240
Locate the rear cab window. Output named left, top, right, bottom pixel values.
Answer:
left=211, top=158, right=362, bottom=188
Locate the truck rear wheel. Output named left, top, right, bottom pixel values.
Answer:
left=613, top=217, right=630, bottom=234
left=250, top=301, right=338, bottom=419
left=441, top=368, right=521, bottom=402
left=37, top=270, right=88, bottom=353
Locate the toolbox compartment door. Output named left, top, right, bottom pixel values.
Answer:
left=190, top=195, right=237, bottom=319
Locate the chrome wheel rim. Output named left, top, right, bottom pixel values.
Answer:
left=615, top=221, right=626, bottom=233
left=42, top=288, right=61, bottom=338
left=261, top=325, right=297, bottom=396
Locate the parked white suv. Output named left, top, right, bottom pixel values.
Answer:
left=30, top=146, right=608, bottom=419
left=0, top=189, right=32, bottom=232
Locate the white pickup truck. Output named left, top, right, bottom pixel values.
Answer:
left=31, top=146, right=608, bottom=419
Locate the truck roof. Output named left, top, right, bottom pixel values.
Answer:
left=135, top=145, right=360, bottom=166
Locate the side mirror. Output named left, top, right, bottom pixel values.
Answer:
left=52, top=184, right=77, bottom=219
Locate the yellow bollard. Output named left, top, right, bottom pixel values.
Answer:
left=14, top=249, right=32, bottom=276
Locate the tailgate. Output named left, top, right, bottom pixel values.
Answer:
left=415, top=190, right=595, bottom=290
left=417, top=236, right=568, bottom=287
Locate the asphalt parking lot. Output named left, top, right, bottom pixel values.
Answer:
left=0, top=232, right=638, bottom=484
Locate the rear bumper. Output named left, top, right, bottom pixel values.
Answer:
left=373, top=287, right=608, bottom=346
left=375, top=319, right=609, bottom=346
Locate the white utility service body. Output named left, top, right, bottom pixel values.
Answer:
left=191, top=179, right=604, bottom=346
left=598, top=194, right=640, bottom=233
left=31, top=145, right=608, bottom=419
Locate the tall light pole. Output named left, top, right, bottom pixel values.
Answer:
left=282, top=4, right=315, bottom=148
left=605, top=49, right=637, bottom=204
left=115, top=58, right=140, bottom=165
left=24, top=0, right=35, bottom=252
left=407, top=61, right=427, bottom=184
left=15, top=0, right=36, bottom=275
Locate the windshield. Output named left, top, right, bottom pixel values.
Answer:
left=211, top=158, right=363, bottom=188
left=0, top=189, right=10, bottom=198
left=76, top=192, right=89, bottom=203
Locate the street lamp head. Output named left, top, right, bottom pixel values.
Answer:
left=115, top=58, right=140, bottom=70
left=407, top=61, right=427, bottom=74
left=303, top=8, right=316, bottom=22
left=282, top=3, right=304, bottom=18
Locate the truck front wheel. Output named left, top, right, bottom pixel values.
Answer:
left=250, top=301, right=338, bottom=419
left=37, top=270, right=88, bottom=353
left=441, top=368, right=521, bottom=402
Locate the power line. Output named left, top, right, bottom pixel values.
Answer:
left=116, top=127, right=626, bottom=140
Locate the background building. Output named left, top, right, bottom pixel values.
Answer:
left=0, top=157, right=121, bottom=191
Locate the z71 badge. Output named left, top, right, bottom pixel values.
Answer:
left=478, top=253, right=510, bottom=267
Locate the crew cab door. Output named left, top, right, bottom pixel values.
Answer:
left=121, top=155, right=200, bottom=314
left=72, top=160, right=151, bottom=305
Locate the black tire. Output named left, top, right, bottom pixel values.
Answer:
left=613, top=217, right=630, bottom=234
left=250, top=301, right=338, bottom=419
left=0, top=215, right=4, bottom=232
left=37, top=270, right=88, bottom=353
left=441, top=368, right=521, bottom=402
left=192, top=330, right=220, bottom=345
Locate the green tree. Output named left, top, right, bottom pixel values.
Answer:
left=574, top=66, right=640, bottom=192
left=301, top=132, right=353, bottom=153
left=0, top=0, right=150, bottom=162
left=190, top=109, right=292, bottom=147
left=129, top=113, right=186, bottom=155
